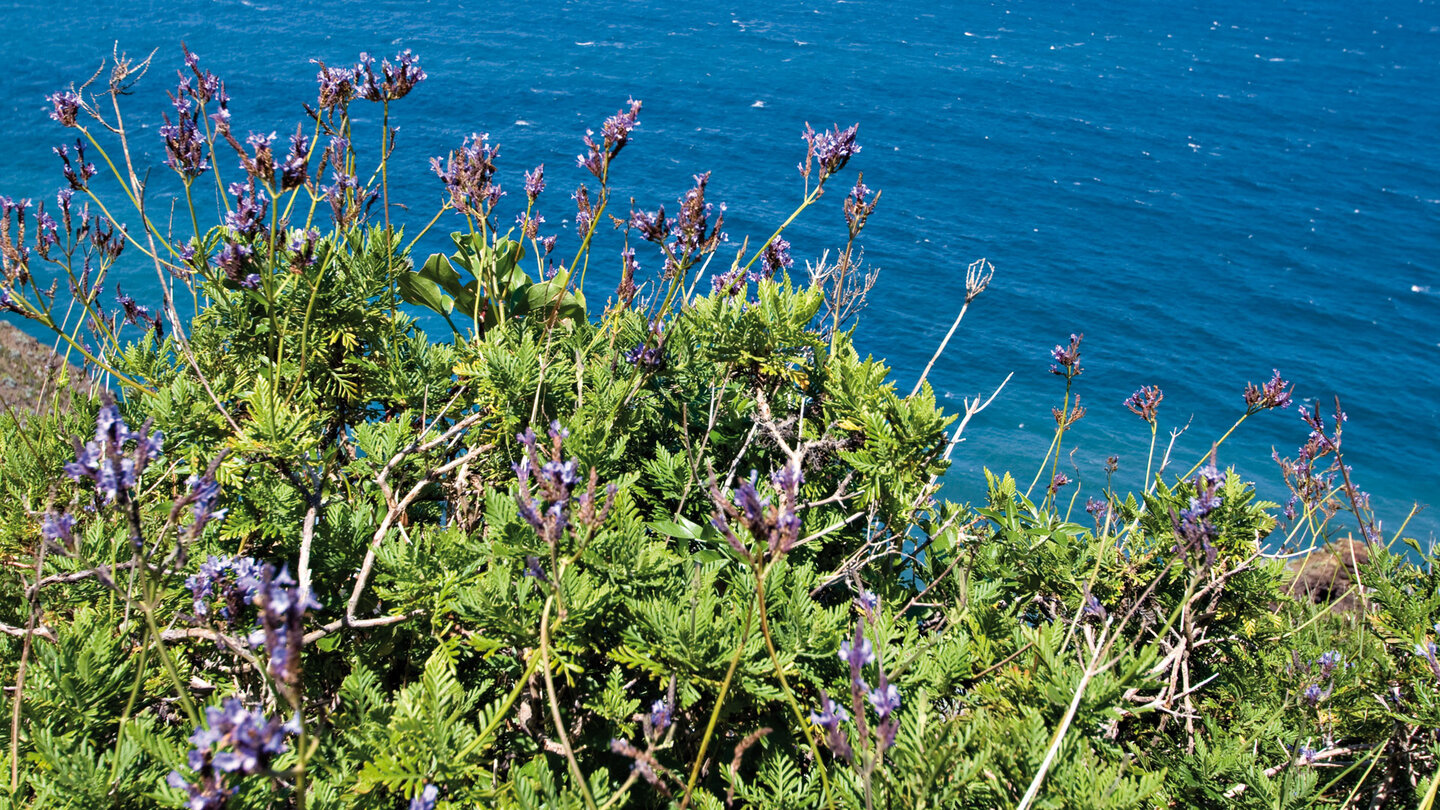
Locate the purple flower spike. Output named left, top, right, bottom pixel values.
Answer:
left=759, top=236, right=793, bottom=278
left=839, top=630, right=876, bottom=675
left=868, top=681, right=901, bottom=719
left=64, top=392, right=163, bottom=504
left=649, top=699, right=672, bottom=734
left=801, top=123, right=861, bottom=180
left=1244, top=369, right=1294, bottom=412
left=524, top=164, right=545, bottom=202
left=40, top=511, right=76, bottom=551
left=578, top=98, right=642, bottom=178
left=809, top=691, right=853, bottom=763
left=1124, top=385, right=1164, bottom=424
left=1049, top=333, right=1083, bottom=379
left=432, top=132, right=502, bottom=219
left=314, top=63, right=356, bottom=110
left=357, top=49, right=427, bottom=102
left=47, top=91, right=81, bottom=128
left=170, top=697, right=295, bottom=806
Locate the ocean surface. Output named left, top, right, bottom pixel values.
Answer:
left=2, top=0, right=1437, bottom=542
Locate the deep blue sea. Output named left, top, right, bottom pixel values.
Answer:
left=3, top=0, right=1437, bottom=542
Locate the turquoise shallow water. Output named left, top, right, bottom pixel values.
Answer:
left=2, top=0, right=1437, bottom=540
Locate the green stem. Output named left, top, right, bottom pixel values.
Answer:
left=753, top=566, right=834, bottom=805
left=679, top=595, right=757, bottom=810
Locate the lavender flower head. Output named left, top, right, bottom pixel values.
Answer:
left=624, top=320, right=666, bottom=372
left=356, top=49, right=427, bottom=102
left=40, top=511, right=76, bottom=552
left=839, top=629, right=876, bottom=674
left=1049, top=333, right=1083, bottom=379
left=578, top=98, right=642, bottom=177
left=1244, top=369, right=1294, bottom=413
left=868, top=680, right=901, bottom=719
left=709, top=461, right=804, bottom=561
left=1124, top=385, right=1164, bottom=424
left=253, top=564, right=323, bottom=684
left=759, top=236, right=793, bottom=278
left=513, top=421, right=615, bottom=548
left=1172, top=463, right=1224, bottom=568
left=64, top=393, right=163, bottom=504
left=649, top=699, right=672, bottom=735
left=855, top=589, right=880, bottom=615
left=313, top=62, right=357, bottom=110
left=432, top=133, right=501, bottom=219
left=169, top=698, right=296, bottom=808
left=54, top=139, right=98, bottom=191
left=160, top=81, right=210, bottom=178
left=523, top=163, right=546, bottom=202
left=800, top=123, right=861, bottom=180
left=809, top=692, right=853, bottom=763
left=47, top=90, right=81, bottom=128
left=185, top=554, right=262, bottom=625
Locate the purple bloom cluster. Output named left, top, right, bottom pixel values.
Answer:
left=624, top=320, right=666, bottom=373
left=815, top=619, right=902, bottom=761
left=1243, top=369, right=1294, bottom=413
left=629, top=207, right=668, bottom=244
left=649, top=699, right=672, bottom=735
left=279, top=130, right=309, bottom=191
left=710, top=461, right=804, bottom=563
left=1273, top=403, right=1348, bottom=522
left=615, top=247, right=639, bottom=307
left=160, top=81, right=210, bottom=178
left=759, top=236, right=793, bottom=279
left=40, top=511, right=76, bottom=552
left=664, top=172, right=726, bottom=276
left=185, top=555, right=263, bottom=625
left=356, top=49, right=427, bottom=102
left=167, top=698, right=296, bottom=808
left=115, top=285, right=163, bottom=334
left=1049, top=333, right=1083, bottom=379
left=513, top=421, right=616, bottom=549
left=314, top=63, right=356, bottom=110
left=1047, top=472, right=1070, bottom=496
left=809, top=693, right=852, bottom=762
left=1173, top=464, right=1224, bottom=568
left=54, top=139, right=97, bottom=191
left=523, top=164, right=546, bottom=202
left=287, top=228, right=321, bottom=274
left=239, top=131, right=275, bottom=184
left=432, top=132, right=502, bottom=219
left=1124, top=385, right=1164, bottom=424
left=1081, top=589, right=1109, bottom=621
left=842, top=179, right=879, bottom=237
left=319, top=136, right=366, bottom=227
left=578, top=98, right=642, bottom=178
left=1301, top=683, right=1332, bottom=706
left=252, top=565, right=323, bottom=684
left=1316, top=650, right=1343, bottom=679
left=0, top=197, right=35, bottom=285
left=64, top=393, right=163, bottom=505
left=573, top=185, right=594, bottom=237
left=46, top=90, right=81, bottom=128
left=800, top=123, right=861, bottom=181
left=1085, top=497, right=1112, bottom=526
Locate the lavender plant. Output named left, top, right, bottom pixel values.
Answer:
left=0, top=44, right=1435, bottom=810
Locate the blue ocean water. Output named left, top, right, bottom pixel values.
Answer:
left=2, top=0, right=1437, bottom=541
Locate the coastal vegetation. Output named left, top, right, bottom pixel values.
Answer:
left=0, top=46, right=1434, bottom=809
